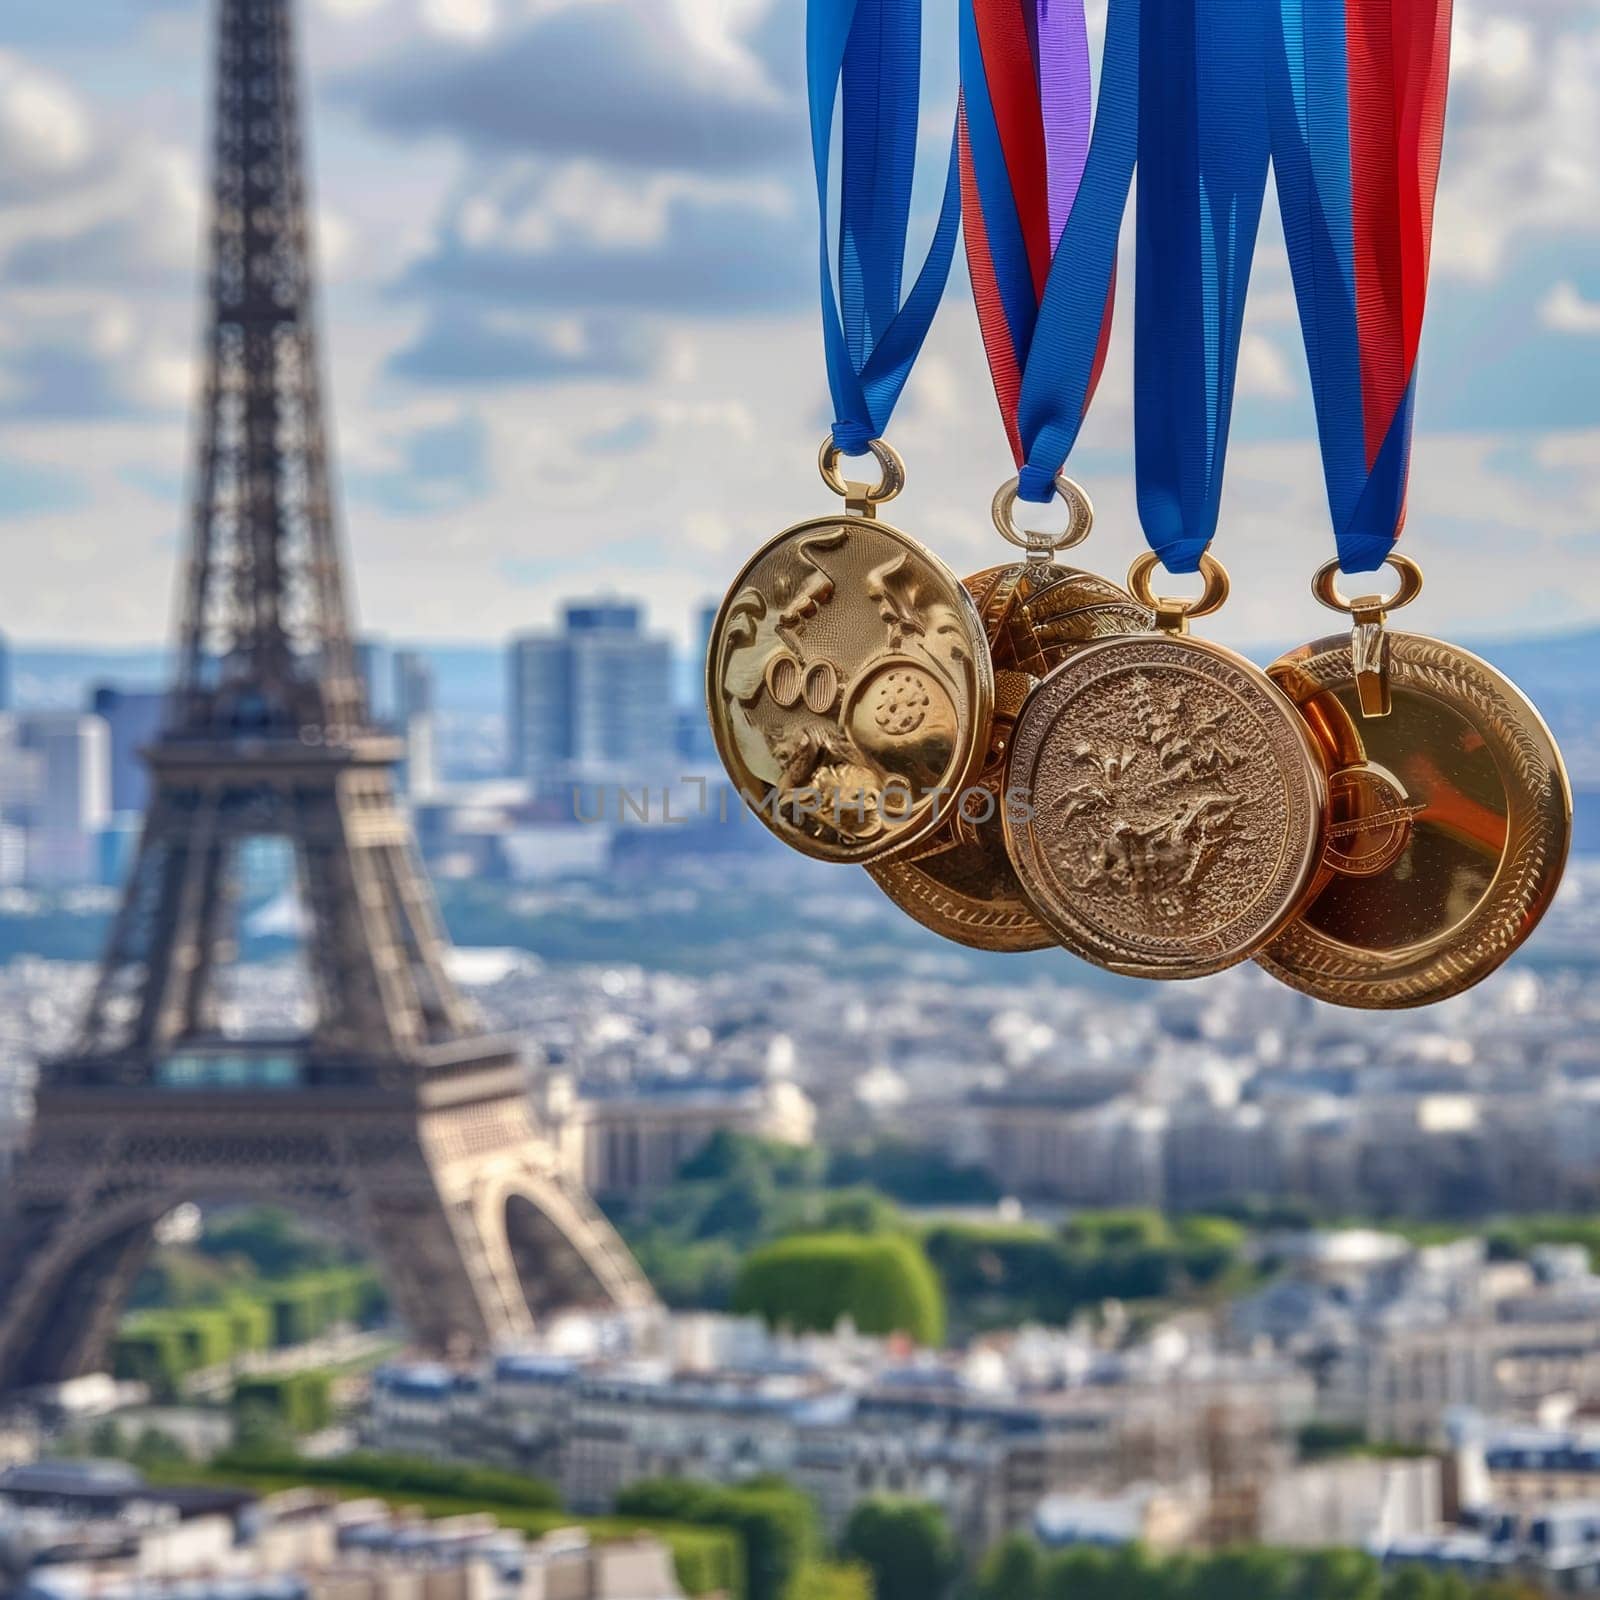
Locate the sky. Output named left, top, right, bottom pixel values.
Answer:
left=0, top=0, right=1597, bottom=655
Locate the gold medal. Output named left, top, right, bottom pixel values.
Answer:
left=1003, top=554, right=1329, bottom=978
left=1257, top=557, right=1572, bottom=1008
left=869, top=478, right=1151, bottom=950
left=707, top=439, right=994, bottom=864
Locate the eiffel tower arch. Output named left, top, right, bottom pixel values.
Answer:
left=0, top=0, right=652, bottom=1390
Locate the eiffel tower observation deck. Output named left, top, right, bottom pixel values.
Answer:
left=0, top=0, right=652, bottom=1391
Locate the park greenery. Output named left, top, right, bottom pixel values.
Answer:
left=113, top=1266, right=384, bottom=1399
left=969, top=1538, right=1541, bottom=1600
left=115, top=1206, right=388, bottom=1401
left=619, top=1134, right=1600, bottom=1340
left=615, top=1133, right=1258, bottom=1336
left=133, top=1151, right=1600, bottom=1374
left=733, top=1233, right=946, bottom=1345
left=841, top=1499, right=960, bottom=1600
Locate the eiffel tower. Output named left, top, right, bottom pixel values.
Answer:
left=0, top=0, right=652, bottom=1389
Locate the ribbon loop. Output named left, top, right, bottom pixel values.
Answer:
left=1270, top=0, right=1453, bottom=571
left=960, top=0, right=1137, bottom=500
left=1132, top=0, right=1275, bottom=575
left=810, top=0, right=963, bottom=454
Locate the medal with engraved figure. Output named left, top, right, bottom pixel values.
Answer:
left=706, top=0, right=976, bottom=862
left=1004, top=555, right=1329, bottom=977
left=869, top=480, right=1150, bottom=949
left=1256, top=559, right=1571, bottom=1008
left=709, top=440, right=993, bottom=864
left=1255, top=0, right=1571, bottom=1006
left=871, top=0, right=1155, bottom=950
left=1000, top=0, right=1325, bottom=977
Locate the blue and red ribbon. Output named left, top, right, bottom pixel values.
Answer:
left=958, top=0, right=1130, bottom=498
left=1271, top=0, right=1453, bottom=572
left=1132, top=0, right=1276, bottom=573
left=810, top=0, right=963, bottom=455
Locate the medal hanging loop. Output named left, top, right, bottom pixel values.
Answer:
left=1127, top=551, right=1231, bottom=636
left=1309, top=550, right=1423, bottom=716
left=817, top=436, right=907, bottom=519
left=1132, top=0, right=1275, bottom=578
left=1269, top=0, right=1452, bottom=577
left=810, top=0, right=963, bottom=463
left=990, top=475, right=1094, bottom=557
left=959, top=0, right=1139, bottom=517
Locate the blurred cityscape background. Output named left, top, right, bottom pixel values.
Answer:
left=2, top=601, right=1600, bottom=1600
left=2, top=0, right=1600, bottom=1598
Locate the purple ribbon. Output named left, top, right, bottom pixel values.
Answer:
left=1035, top=0, right=1092, bottom=246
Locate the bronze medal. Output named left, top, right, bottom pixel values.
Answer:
left=1003, top=554, right=1329, bottom=978
left=707, top=440, right=993, bottom=864
left=869, top=479, right=1152, bottom=950
left=1257, top=558, right=1572, bottom=1008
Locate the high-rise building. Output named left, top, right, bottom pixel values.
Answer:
left=696, top=599, right=717, bottom=675
left=508, top=600, right=674, bottom=792
left=509, top=633, right=573, bottom=783
left=393, top=650, right=437, bottom=798
left=677, top=598, right=721, bottom=763
left=0, top=715, right=38, bottom=823
left=89, top=684, right=166, bottom=814
left=356, top=637, right=393, bottom=725
left=393, top=649, right=435, bottom=720
left=18, top=712, right=110, bottom=885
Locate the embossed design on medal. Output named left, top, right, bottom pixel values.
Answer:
left=1256, top=556, right=1572, bottom=1009
left=1004, top=553, right=1329, bottom=978
left=869, top=476, right=1153, bottom=950
left=707, top=439, right=994, bottom=864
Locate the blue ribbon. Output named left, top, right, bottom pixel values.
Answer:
left=1133, top=0, right=1274, bottom=573
left=809, top=0, right=963, bottom=454
left=1010, top=0, right=1141, bottom=502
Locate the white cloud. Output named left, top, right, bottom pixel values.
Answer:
left=1436, top=1, right=1600, bottom=280
left=1236, top=333, right=1296, bottom=399
left=422, top=0, right=498, bottom=39
left=1539, top=281, right=1600, bottom=335
left=0, top=51, right=93, bottom=199
left=450, top=159, right=792, bottom=257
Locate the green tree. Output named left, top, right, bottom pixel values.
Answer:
left=696, top=1171, right=779, bottom=1245
left=1381, top=1569, right=1440, bottom=1600
left=233, top=1370, right=333, bottom=1435
left=734, top=1234, right=945, bottom=1345
left=839, top=1500, right=959, bottom=1600
left=86, top=1418, right=125, bottom=1457
left=826, top=1139, right=1000, bottom=1206
left=113, top=1322, right=190, bottom=1399
left=1041, top=1547, right=1120, bottom=1600
left=129, top=1427, right=189, bottom=1469
left=1185, top=1548, right=1297, bottom=1600
left=1302, top=1549, right=1382, bottom=1600
left=616, top=1478, right=816, bottom=1600
left=974, top=1534, right=1042, bottom=1600
left=198, top=1206, right=347, bottom=1276
left=788, top=1562, right=874, bottom=1600
left=1060, top=1210, right=1172, bottom=1253
left=814, top=1189, right=902, bottom=1237
left=680, top=1131, right=825, bottom=1190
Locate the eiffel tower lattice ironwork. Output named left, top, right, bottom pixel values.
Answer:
left=0, top=0, right=652, bottom=1390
